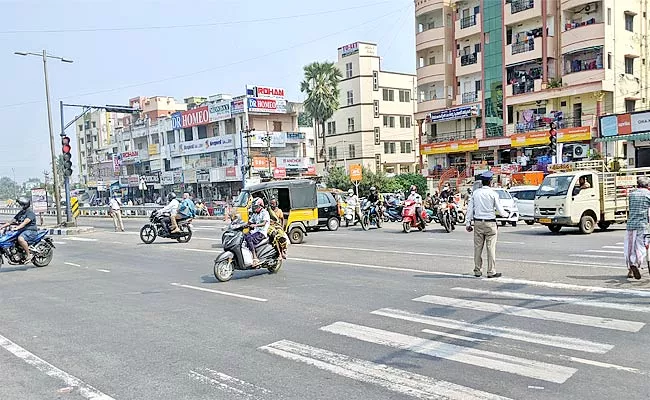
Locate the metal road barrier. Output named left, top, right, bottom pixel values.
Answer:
left=0, top=205, right=227, bottom=219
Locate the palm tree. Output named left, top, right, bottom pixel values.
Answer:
left=300, top=61, right=342, bottom=172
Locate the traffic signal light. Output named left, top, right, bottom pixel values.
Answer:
left=549, top=127, right=557, bottom=157
left=61, top=136, right=73, bottom=177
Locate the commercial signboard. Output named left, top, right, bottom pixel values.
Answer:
left=631, top=111, right=650, bottom=133
left=340, top=42, right=359, bottom=57
left=252, top=156, right=276, bottom=169
left=121, top=150, right=140, bottom=164
left=246, top=85, right=286, bottom=99
left=306, top=165, right=317, bottom=175
left=425, top=105, right=480, bottom=123
left=231, top=97, right=245, bottom=114
left=276, top=157, right=309, bottom=169
left=128, top=175, right=140, bottom=187
left=31, top=188, right=47, bottom=213
left=119, top=177, right=129, bottom=187
left=557, top=126, right=591, bottom=143
left=250, top=131, right=286, bottom=148
left=420, top=138, right=479, bottom=155
left=273, top=167, right=287, bottom=179
left=196, top=170, right=210, bottom=183
left=510, top=131, right=550, bottom=147
left=169, top=135, right=235, bottom=156
left=172, top=169, right=184, bottom=184
left=141, top=172, right=160, bottom=185
left=600, top=113, right=633, bottom=137
left=181, top=106, right=210, bottom=128
left=112, top=154, right=121, bottom=173
left=247, top=97, right=287, bottom=114
left=349, top=164, right=362, bottom=181
left=171, top=112, right=182, bottom=130
left=183, top=169, right=197, bottom=184
left=225, top=166, right=237, bottom=178
left=161, top=171, right=174, bottom=185
left=285, top=132, right=306, bottom=142
left=209, top=100, right=232, bottom=122
left=148, top=144, right=159, bottom=156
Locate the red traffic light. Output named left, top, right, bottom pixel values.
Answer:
left=61, top=136, right=71, bottom=153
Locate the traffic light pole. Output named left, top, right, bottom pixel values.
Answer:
left=60, top=101, right=72, bottom=224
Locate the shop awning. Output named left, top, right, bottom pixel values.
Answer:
left=596, top=132, right=650, bottom=142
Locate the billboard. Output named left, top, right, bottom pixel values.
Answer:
left=181, top=106, right=210, bottom=128
left=246, top=85, right=285, bottom=99
left=231, top=97, right=245, bottom=114
left=247, top=97, right=287, bottom=114
left=209, top=100, right=232, bottom=122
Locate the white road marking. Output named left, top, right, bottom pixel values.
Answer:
left=485, top=277, right=650, bottom=298
left=110, top=241, right=124, bottom=245
left=321, top=322, right=577, bottom=384
left=0, top=333, right=116, bottom=400
left=183, top=248, right=219, bottom=253
left=96, top=269, right=111, bottom=273
left=414, top=295, right=645, bottom=332
left=170, top=283, right=267, bottom=302
left=587, top=249, right=623, bottom=254
left=371, top=308, right=613, bottom=354
left=261, top=340, right=512, bottom=400
left=529, top=386, right=545, bottom=390
left=549, top=260, right=625, bottom=269
left=616, top=242, right=624, bottom=245
left=64, top=262, right=81, bottom=267
left=421, top=329, right=486, bottom=342
left=290, top=257, right=468, bottom=278
left=451, top=287, right=650, bottom=313
left=189, top=368, right=270, bottom=399
left=569, top=254, right=623, bottom=259
left=602, top=246, right=624, bottom=249
left=66, top=237, right=98, bottom=242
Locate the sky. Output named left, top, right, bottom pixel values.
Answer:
left=0, top=0, right=415, bottom=183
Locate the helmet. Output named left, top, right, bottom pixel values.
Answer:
left=370, top=186, right=376, bottom=192
left=253, top=198, right=265, bottom=212
left=167, top=192, right=176, bottom=202
left=17, top=197, right=31, bottom=209
left=410, top=185, right=417, bottom=192
left=348, top=189, right=354, bottom=195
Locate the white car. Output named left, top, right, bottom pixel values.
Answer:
left=508, top=185, right=538, bottom=225
left=493, top=188, right=519, bottom=227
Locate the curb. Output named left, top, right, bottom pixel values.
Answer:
left=46, top=227, right=95, bottom=236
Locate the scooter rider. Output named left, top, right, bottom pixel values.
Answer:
left=0, top=197, right=37, bottom=262
left=159, top=193, right=180, bottom=235
left=246, top=198, right=270, bottom=265
left=367, top=186, right=384, bottom=219
left=407, top=185, right=425, bottom=226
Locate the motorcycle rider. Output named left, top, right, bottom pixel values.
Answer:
left=246, top=198, right=271, bottom=265
left=367, top=186, right=384, bottom=220
left=407, top=185, right=425, bottom=226
left=440, top=183, right=454, bottom=203
left=171, top=192, right=195, bottom=234
left=159, top=193, right=180, bottom=235
left=0, top=197, right=37, bottom=262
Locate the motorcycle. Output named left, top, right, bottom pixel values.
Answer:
left=139, top=210, right=193, bottom=244
left=0, top=228, right=55, bottom=268
left=344, top=203, right=365, bottom=229
left=438, top=201, right=455, bottom=233
left=383, top=204, right=403, bottom=222
left=360, top=199, right=382, bottom=230
left=401, top=200, right=427, bottom=233
left=213, top=219, right=283, bottom=282
left=425, top=207, right=437, bottom=224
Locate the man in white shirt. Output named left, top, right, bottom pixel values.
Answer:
left=159, top=193, right=180, bottom=234
left=465, top=171, right=508, bottom=278
left=109, top=194, right=124, bottom=232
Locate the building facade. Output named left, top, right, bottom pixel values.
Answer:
left=317, top=42, right=418, bottom=176
left=415, top=0, right=650, bottom=178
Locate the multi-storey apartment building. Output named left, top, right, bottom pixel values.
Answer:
left=415, top=0, right=650, bottom=178
left=318, top=42, right=418, bottom=175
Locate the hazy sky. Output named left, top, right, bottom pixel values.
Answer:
left=0, top=0, right=415, bottom=183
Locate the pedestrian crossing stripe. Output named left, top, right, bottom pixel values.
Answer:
left=70, top=196, right=80, bottom=218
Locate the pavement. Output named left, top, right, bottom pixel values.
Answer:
left=1, top=217, right=650, bottom=400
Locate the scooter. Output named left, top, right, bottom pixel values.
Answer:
left=213, top=219, right=282, bottom=282
left=383, top=205, right=403, bottom=222
left=344, top=203, right=365, bottom=229
left=401, top=200, right=427, bottom=233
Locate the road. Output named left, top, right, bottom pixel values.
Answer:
left=1, top=217, right=650, bottom=400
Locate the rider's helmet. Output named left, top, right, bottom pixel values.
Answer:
left=167, top=192, right=177, bottom=202
left=253, top=198, right=265, bottom=213
left=410, top=185, right=418, bottom=193
left=370, top=186, right=376, bottom=193
left=17, top=197, right=31, bottom=210
left=348, top=189, right=354, bottom=196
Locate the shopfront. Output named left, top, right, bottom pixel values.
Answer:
left=420, top=139, right=479, bottom=174
left=598, top=111, right=650, bottom=167
left=510, top=131, right=551, bottom=170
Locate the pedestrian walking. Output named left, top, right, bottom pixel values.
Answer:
left=624, top=176, right=650, bottom=280
left=109, top=194, right=125, bottom=232
left=465, top=171, right=507, bottom=278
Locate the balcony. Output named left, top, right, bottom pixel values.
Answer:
left=455, top=53, right=482, bottom=75
left=457, top=91, right=480, bottom=105
left=505, top=78, right=542, bottom=97
left=415, top=0, right=449, bottom=16
left=456, top=14, right=481, bottom=40
left=561, top=0, right=593, bottom=10
left=504, top=0, right=540, bottom=26
left=505, top=36, right=555, bottom=66
left=563, top=65, right=605, bottom=87
left=561, top=22, right=605, bottom=55
left=416, top=26, right=447, bottom=52
left=417, top=63, right=448, bottom=85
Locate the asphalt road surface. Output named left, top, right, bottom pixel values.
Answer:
left=1, top=217, right=650, bottom=400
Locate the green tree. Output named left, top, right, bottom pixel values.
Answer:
left=300, top=61, right=342, bottom=171
left=0, top=176, right=20, bottom=201
left=392, top=173, right=428, bottom=195
left=325, top=166, right=351, bottom=190
left=297, top=111, right=313, bottom=127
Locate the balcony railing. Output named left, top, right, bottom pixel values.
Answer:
left=460, top=53, right=478, bottom=66
left=512, top=80, right=535, bottom=95
left=425, top=129, right=476, bottom=144
left=462, top=92, right=478, bottom=104
left=512, top=40, right=534, bottom=55
left=565, top=56, right=603, bottom=74
left=511, top=0, right=534, bottom=14
left=460, top=15, right=477, bottom=29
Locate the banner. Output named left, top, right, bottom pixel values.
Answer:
left=252, top=156, right=276, bottom=169
left=306, top=165, right=317, bottom=175
left=161, top=171, right=174, bottom=185
left=247, top=97, right=287, bottom=114
left=181, top=106, right=210, bottom=128
left=273, top=167, right=287, bottom=179
left=209, top=100, right=232, bottom=122
left=196, top=170, right=210, bottom=183
left=425, top=105, right=480, bottom=123
left=250, top=131, right=286, bottom=148
left=148, top=144, right=159, bottom=156
left=231, top=97, right=245, bottom=114
left=246, top=85, right=286, bottom=99
left=557, top=126, right=591, bottom=143
left=128, top=175, right=140, bottom=187
left=31, top=188, right=47, bottom=213
left=420, top=139, right=479, bottom=155
left=141, top=172, right=160, bottom=185
left=183, top=169, right=197, bottom=184
left=121, top=150, right=140, bottom=164
left=168, top=135, right=235, bottom=156
left=510, top=131, right=550, bottom=147
left=276, top=157, right=309, bottom=169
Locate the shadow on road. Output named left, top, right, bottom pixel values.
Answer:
left=200, top=270, right=270, bottom=284
left=0, top=266, right=30, bottom=273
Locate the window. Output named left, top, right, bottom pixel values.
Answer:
left=626, top=100, right=636, bottom=113
left=372, top=71, right=379, bottom=91
left=625, top=57, right=634, bottom=74
left=328, top=146, right=337, bottom=160
left=383, top=141, right=396, bottom=154
left=474, top=43, right=481, bottom=54
left=92, top=121, right=96, bottom=128
left=399, top=116, right=411, bottom=128
left=475, top=80, right=481, bottom=92
left=375, top=154, right=381, bottom=173
left=166, top=131, right=175, bottom=144
left=197, top=125, right=208, bottom=139
left=348, top=143, right=356, bottom=159
left=327, top=121, right=336, bottom=135
left=152, top=135, right=159, bottom=144
left=398, top=90, right=411, bottom=102
left=625, top=13, right=634, bottom=32
left=507, top=105, right=514, bottom=124
left=137, top=142, right=143, bottom=150
left=374, top=127, right=380, bottom=145
left=607, top=8, right=611, bottom=25
left=273, top=121, right=282, bottom=131
left=347, top=90, right=354, bottom=106
left=78, top=124, right=83, bottom=131
left=383, top=115, right=395, bottom=128
left=347, top=117, right=355, bottom=132
left=382, top=89, right=394, bottom=101
left=184, top=128, right=193, bottom=141
left=373, top=100, right=379, bottom=117
left=213, top=124, right=221, bottom=136
left=607, top=53, right=612, bottom=69
left=400, top=141, right=412, bottom=153
left=345, top=62, right=353, bottom=79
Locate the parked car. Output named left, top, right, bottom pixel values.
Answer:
left=508, top=185, right=538, bottom=225
left=315, top=191, right=341, bottom=231
left=494, top=188, right=519, bottom=227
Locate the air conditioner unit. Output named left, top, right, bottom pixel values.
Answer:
left=573, top=144, right=589, bottom=158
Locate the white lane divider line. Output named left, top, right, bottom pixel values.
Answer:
left=183, top=248, right=219, bottom=253
left=66, top=237, right=98, bottom=242
left=587, top=250, right=624, bottom=254
left=0, top=333, right=116, bottom=400
left=290, top=257, right=469, bottom=278
left=549, top=260, right=625, bottom=269
left=484, top=277, right=650, bottom=298
left=321, top=321, right=577, bottom=384
left=260, top=340, right=513, bottom=400
left=371, top=308, right=613, bottom=354
left=96, top=269, right=111, bottom=273
left=602, top=246, right=624, bottom=249
left=170, top=283, right=267, bottom=302
left=569, top=254, right=624, bottom=259
left=189, top=369, right=270, bottom=399
left=414, top=295, right=645, bottom=332
left=64, top=262, right=87, bottom=269
left=450, top=287, right=650, bottom=313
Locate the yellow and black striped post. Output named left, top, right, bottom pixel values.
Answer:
left=70, top=197, right=80, bottom=219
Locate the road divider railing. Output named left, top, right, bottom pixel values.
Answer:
left=0, top=205, right=228, bottom=219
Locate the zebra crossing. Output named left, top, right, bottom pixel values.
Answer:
left=259, top=281, right=650, bottom=399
